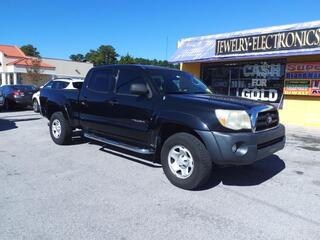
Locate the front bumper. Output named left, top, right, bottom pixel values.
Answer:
left=197, top=124, right=285, bottom=166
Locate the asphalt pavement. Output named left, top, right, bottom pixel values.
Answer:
left=0, top=110, right=320, bottom=240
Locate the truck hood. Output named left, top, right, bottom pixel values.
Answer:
left=167, top=93, right=271, bottom=110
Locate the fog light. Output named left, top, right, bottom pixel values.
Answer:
left=232, top=144, right=237, bottom=153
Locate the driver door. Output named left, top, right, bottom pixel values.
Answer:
left=109, top=66, right=155, bottom=146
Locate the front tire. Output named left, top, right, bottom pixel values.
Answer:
left=161, top=132, right=212, bottom=190
left=49, top=112, right=72, bottom=145
left=33, top=99, right=40, bottom=112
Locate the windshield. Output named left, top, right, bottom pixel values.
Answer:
left=147, top=69, right=212, bottom=94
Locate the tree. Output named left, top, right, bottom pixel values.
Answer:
left=69, top=54, right=85, bottom=62
left=85, top=50, right=100, bottom=65
left=85, top=45, right=119, bottom=65
left=69, top=44, right=179, bottom=68
left=118, top=54, right=136, bottom=64
left=24, top=58, right=45, bottom=86
left=98, top=45, right=119, bottom=65
left=133, top=57, right=178, bottom=69
left=20, top=44, right=40, bottom=57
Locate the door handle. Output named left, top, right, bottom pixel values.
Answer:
left=80, top=100, right=88, bottom=107
left=108, top=99, right=119, bottom=105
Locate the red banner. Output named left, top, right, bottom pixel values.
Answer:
left=286, top=62, right=320, bottom=73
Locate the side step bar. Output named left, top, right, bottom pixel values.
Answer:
left=84, top=132, right=155, bottom=154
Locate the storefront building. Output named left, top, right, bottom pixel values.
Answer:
left=0, top=45, right=93, bottom=87
left=170, top=20, right=320, bottom=127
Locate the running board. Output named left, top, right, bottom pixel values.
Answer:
left=84, top=132, right=155, bottom=154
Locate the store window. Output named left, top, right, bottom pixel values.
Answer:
left=202, top=61, right=285, bottom=107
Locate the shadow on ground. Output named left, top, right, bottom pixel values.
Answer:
left=197, top=155, right=285, bottom=190
left=0, top=119, right=17, bottom=131
left=0, top=117, right=41, bottom=131
left=89, top=140, right=285, bottom=189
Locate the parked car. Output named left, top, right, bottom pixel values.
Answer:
left=0, top=85, right=38, bottom=111
left=40, top=65, right=286, bottom=190
left=32, top=78, right=84, bottom=112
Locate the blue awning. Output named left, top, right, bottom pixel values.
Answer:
left=169, top=20, right=320, bottom=63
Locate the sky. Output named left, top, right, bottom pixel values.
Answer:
left=1, top=0, right=320, bottom=61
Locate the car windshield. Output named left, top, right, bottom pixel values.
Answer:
left=11, top=85, right=36, bottom=91
left=147, top=69, right=212, bottom=94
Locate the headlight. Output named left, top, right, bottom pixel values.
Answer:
left=215, top=109, right=252, bottom=130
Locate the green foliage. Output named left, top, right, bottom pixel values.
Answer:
left=20, top=44, right=40, bottom=57
left=70, top=45, right=178, bottom=69
left=85, top=45, right=119, bottom=65
left=118, top=54, right=136, bottom=64
left=134, top=57, right=178, bottom=68
left=69, top=54, right=85, bottom=62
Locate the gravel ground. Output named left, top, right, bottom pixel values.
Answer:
left=0, top=110, right=320, bottom=240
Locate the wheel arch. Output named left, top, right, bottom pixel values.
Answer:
left=46, top=101, right=72, bottom=124
left=154, top=121, right=208, bottom=164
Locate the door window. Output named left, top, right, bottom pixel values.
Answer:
left=52, top=81, right=69, bottom=89
left=116, top=68, right=146, bottom=95
left=88, top=69, right=114, bottom=92
left=43, top=81, right=54, bottom=89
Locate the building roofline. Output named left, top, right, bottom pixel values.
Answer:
left=177, top=20, right=320, bottom=43
left=41, top=57, right=93, bottom=65
left=7, top=57, right=56, bottom=69
left=0, top=44, right=26, bottom=58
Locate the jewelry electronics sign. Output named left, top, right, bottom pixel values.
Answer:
left=216, top=27, right=320, bottom=56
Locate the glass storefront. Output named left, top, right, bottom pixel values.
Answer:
left=201, top=60, right=286, bottom=107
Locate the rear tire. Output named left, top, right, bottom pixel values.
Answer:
left=33, top=99, right=40, bottom=112
left=49, top=112, right=72, bottom=145
left=161, top=132, right=212, bottom=190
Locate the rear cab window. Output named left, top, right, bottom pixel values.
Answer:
left=87, top=69, right=114, bottom=93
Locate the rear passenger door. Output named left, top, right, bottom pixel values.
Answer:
left=79, top=68, right=116, bottom=135
left=110, top=66, right=155, bottom=146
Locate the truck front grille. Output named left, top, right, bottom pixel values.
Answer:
left=255, top=110, right=279, bottom=131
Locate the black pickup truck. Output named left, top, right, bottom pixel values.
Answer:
left=40, top=65, right=285, bottom=189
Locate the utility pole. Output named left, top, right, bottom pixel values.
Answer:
left=165, top=36, right=168, bottom=60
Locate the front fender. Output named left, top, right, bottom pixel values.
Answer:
left=155, top=110, right=210, bottom=131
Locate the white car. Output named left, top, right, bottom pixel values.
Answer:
left=32, top=78, right=83, bottom=112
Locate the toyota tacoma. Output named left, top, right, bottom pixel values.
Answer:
left=40, top=65, right=285, bottom=190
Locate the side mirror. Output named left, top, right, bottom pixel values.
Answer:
left=130, top=83, right=149, bottom=96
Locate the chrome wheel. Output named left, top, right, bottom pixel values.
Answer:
left=51, top=119, right=62, bottom=139
left=168, top=145, right=194, bottom=179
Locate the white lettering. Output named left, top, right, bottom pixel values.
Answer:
left=243, top=63, right=281, bottom=78
left=241, top=89, right=278, bottom=102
